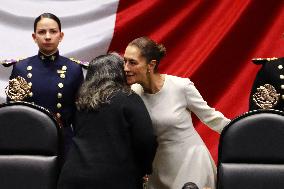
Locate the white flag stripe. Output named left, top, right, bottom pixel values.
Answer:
left=0, top=0, right=118, bottom=17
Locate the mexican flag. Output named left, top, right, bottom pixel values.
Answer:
left=1, top=0, right=284, bottom=161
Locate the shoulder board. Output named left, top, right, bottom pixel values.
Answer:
left=252, top=57, right=278, bottom=65
left=69, top=57, right=89, bottom=69
left=0, top=57, right=26, bottom=67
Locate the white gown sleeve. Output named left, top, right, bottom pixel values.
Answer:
left=184, top=79, right=230, bottom=133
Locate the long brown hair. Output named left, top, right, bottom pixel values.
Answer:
left=76, top=53, right=131, bottom=111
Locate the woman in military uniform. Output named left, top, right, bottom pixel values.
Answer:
left=1, top=13, right=86, bottom=156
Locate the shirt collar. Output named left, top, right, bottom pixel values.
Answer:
left=38, top=51, right=59, bottom=62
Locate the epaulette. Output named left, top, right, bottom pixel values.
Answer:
left=69, top=57, right=89, bottom=69
left=252, top=57, right=278, bottom=65
left=0, top=57, right=26, bottom=67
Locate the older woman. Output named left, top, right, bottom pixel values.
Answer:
left=58, top=53, right=157, bottom=189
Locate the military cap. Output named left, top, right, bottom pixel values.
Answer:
left=252, top=57, right=278, bottom=65
left=249, top=57, right=284, bottom=111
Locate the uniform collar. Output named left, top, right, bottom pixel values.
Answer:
left=38, top=51, right=59, bottom=62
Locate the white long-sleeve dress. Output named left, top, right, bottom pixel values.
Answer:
left=131, top=75, right=230, bottom=189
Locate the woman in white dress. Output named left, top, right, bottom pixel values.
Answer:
left=123, top=36, right=230, bottom=189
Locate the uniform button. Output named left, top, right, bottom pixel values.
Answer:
left=57, top=93, right=62, bottom=98
left=27, top=73, right=32, bottom=78
left=58, top=83, right=64, bottom=88
left=280, top=75, right=284, bottom=79
left=27, top=66, right=32, bottom=71
left=28, top=82, right=32, bottom=87
left=60, top=74, right=65, bottom=78
left=56, top=113, right=61, bottom=118
left=62, top=66, right=67, bottom=71
left=57, top=103, right=62, bottom=109
left=278, top=65, right=283, bottom=69
left=29, top=92, right=33, bottom=97
left=282, top=95, right=284, bottom=100
left=281, top=85, right=284, bottom=89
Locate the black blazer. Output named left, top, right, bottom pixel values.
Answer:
left=58, top=91, right=157, bottom=189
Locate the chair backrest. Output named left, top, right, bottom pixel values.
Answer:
left=0, top=101, right=62, bottom=189
left=217, top=109, right=284, bottom=189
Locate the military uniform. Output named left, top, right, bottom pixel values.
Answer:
left=1, top=51, right=87, bottom=155
left=249, top=57, right=284, bottom=111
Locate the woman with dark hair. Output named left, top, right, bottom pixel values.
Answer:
left=2, top=13, right=86, bottom=155
left=57, top=53, right=157, bottom=189
left=123, top=36, right=230, bottom=189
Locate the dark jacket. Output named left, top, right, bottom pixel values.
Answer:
left=7, top=51, right=84, bottom=127
left=4, top=51, right=84, bottom=157
left=57, top=91, right=157, bottom=189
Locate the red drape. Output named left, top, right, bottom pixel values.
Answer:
left=108, top=0, right=284, bottom=162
